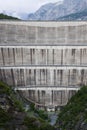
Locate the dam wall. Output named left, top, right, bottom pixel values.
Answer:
left=0, top=21, right=87, bottom=45
left=0, top=21, right=87, bottom=108
left=0, top=46, right=87, bottom=66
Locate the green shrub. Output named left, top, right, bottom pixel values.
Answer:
left=0, top=107, right=11, bottom=127
left=34, top=109, right=48, bottom=120
left=24, top=116, right=40, bottom=130
left=57, top=86, right=87, bottom=130
left=40, top=124, right=55, bottom=130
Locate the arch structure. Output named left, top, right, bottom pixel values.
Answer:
left=0, top=21, right=87, bottom=109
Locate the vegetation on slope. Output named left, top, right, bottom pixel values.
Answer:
left=56, top=86, right=87, bottom=130
left=0, top=13, right=19, bottom=20
left=0, top=81, right=55, bottom=130
left=0, top=107, right=12, bottom=127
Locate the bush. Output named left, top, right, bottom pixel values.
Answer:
left=0, top=107, right=11, bottom=127
left=40, top=124, right=55, bottom=130
left=30, top=103, right=35, bottom=111
left=24, top=116, right=40, bottom=130
left=34, top=109, right=48, bottom=120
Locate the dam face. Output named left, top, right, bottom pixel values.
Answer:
left=0, top=21, right=87, bottom=109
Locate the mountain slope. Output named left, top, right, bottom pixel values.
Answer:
left=0, top=81, right=55, bottom=130
left=0, top=13, right=19, bottom=20
left=57, top=9, right=87, bottom=20
left=28, top=0, right=87, bottom=20
left=56, top=86, right=87, bottom=130
left=28, top=3, right=56, bottom=20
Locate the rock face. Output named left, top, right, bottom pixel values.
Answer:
left=28, top=0, right=87, bottom=20
left=57, top=9, right=87, bottom=20
left=0, top=21, right=87, bottom=109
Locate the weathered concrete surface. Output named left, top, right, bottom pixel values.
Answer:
left=0, top=21, right=87, bottom=108
left=0, top=21, right=87, bottom=45
left=0, top=46, right=87, bottom=66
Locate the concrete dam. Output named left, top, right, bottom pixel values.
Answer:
left=0, top=21, right=87, bottom=110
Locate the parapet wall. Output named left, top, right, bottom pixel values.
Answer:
left=0, top=21, right=87, bottom=108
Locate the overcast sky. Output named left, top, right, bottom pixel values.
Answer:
left=0, top=0, right=62, bottom=14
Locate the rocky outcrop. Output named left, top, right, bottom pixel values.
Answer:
left=28, top=0, right=87, bottom=20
